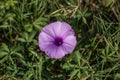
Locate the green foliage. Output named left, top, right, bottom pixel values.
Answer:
left=0, top=0, right=120, bottom=80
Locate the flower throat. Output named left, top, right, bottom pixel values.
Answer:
left=54, top=37, right=63, bottom=46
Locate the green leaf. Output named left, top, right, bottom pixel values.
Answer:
left=13, top=52, right=24, bottom=59
left=0, top=25, right=10, bottom=28
left=1, top=43, right=9, bottom=52
left=18, top=38, right=26, bottom=42
left=28, top=31, right=36, bottom=42
left=0, top=52, right=8, bottom=58
left=115, top=73, right=120, bottom=80
left=72, top=51, right=81, bottom=66
left=69, top=69, right=79, bottom=80
left=29, top=50, right=39, bottom=59
left=83, top=17, right=87, bottom=24
left=33, top=17, right=49, bottom=30
left=105, top=0, right=116, bottom=7
left=23, top=32, right=29, bottom=41
left=62, top=63, right=75, bottom=70
left=0, top=56, right=8, bottom=63
left=24, top=23, right=33, bottom=32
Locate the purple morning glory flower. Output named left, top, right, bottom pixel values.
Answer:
left=38, top=21, right=77, bottom=59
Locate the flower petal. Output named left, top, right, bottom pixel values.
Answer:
left=62, top=43, right=75, bottom=53
left=48, top=21, right=74, bottom=37
left=44, top=46, right=66, bottom=59
left=44, top=44, right=57, bottom=57
left=39, top=42, right=53, bottom=51
left=39, top=32, right=54, bottom=42
left=53, top=46, right=66, bottom=59
left=38, top=32, right=54, bottom=51
left=48, top=21, right=62, bottom=36
left=63, top=35, right=77, bottom=53
left=42, top=24, right=56, bottom=38
left=60, top=22, right=75, bottom=37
